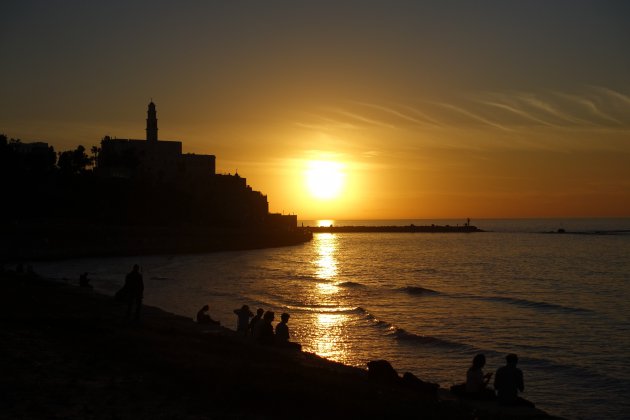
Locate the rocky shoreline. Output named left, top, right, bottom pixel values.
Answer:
left=0, top=271, right=561, bottom=419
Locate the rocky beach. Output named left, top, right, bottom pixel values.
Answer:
left=0, top=270, right=562, bottom=419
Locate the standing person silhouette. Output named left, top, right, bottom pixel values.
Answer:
left=233, top=305, right=253, bottom=335
left=494, top=354, right=534, bottom=407
left=124, top=264, right=144, bottom=321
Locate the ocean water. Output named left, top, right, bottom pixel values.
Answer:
left=35, top=218, right=630, bottom=420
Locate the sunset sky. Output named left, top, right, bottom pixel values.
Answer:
left=2, top=1, right=629, bottom=219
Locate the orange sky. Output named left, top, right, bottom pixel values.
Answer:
left=2, top=1, right=629, bottom=219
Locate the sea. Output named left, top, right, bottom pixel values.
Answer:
left=34, top=218, right=630, bottom=420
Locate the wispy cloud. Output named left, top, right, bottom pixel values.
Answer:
left=350, top=101, right=441, bottom=128
left=292, top=86, right=630, bottom=134
left=428, top=101, right=512, bottom=131
left=588, top=86, right=630, bottom=107
left=552, top=91, right=624, bottom=125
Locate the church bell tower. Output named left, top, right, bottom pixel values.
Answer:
left=146, top=101, right=158, bottom=143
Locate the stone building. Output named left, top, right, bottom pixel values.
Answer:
left=96, top=102, right=295, bottom=229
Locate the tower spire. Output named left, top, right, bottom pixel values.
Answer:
left=146, top=101, right=158, bottom=143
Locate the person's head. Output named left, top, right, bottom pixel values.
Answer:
left=241, top=304, right=249, bottom=311
left=506, top=353, right=518, bottom=366
left=281, top=312, right=290, bottom=322
left=263, top=311, right=275, bottom=322
left=256, top=308, right=264, bottom=316
left=472, top=353, right=486, bottom=369
left=132, top=264, right=140, bottom=272
left=201, top=304, right=209, bottom=311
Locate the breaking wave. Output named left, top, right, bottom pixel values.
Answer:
left=388, top=327, right=472, bottom=350
left=398, top=286, right=440, bottom=295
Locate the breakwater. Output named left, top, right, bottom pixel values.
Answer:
left=305, top=224, right=483, bottom=233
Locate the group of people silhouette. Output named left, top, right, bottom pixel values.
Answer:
left=232, top=304, right=301, bottom=350
left=113, top=264, right=531, bottom=407
left=452, top=352, right=533, bottom=407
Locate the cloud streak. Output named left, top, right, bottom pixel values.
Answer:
left=293, top=87, right=630, bottom=133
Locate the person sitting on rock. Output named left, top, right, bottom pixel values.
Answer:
left=494, top=353, right=534, bottom=407
left=196, top=304, right=220, bottom=325
left=465, top=353, right=495, bottom=400
left=253, top=311, right=275, bottom=345
left=249, top=308, right=264, bottom=336
left=274, top=312, right=302, bottom=350
left=275, top=312, right=291, bottom=343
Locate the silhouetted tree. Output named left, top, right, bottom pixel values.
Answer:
left=58, top=145, right=91, bottom=175
left=90, top=145, right=100, bottom=168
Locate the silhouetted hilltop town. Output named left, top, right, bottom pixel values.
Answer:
left=0, top=102, right=309, bottom=261
left=96, top=101, right=293, bottom=228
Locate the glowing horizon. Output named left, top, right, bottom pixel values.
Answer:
left=2, top=1, right=629, bottom=220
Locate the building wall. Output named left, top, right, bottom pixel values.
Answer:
left=180, top=153, right=216, bottom=178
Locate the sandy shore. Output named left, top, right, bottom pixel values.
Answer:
left=0, top=272, right=560, bottom=419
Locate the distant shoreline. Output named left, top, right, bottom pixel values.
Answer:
left=0, top=224, right=312, bottom=263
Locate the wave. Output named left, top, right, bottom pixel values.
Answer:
left=150, top=276, right=172, bottom=281
left=338, top=281, right=365, bottom=288
left=388, top=327, right=472, bottom=350
left=479, top=295, right=592, bottom=314
left=398, top=286, right=440, bottom=295
left=517, top=355, right=630, bottom=391
left=359, top=307, right=471, bottom=350
left=286, top=304, right=368, bottom=314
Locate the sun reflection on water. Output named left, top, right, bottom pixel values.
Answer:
left=312, top=312, right=351, bottom=362
left=302, top=232, right=351, bottom=364
left=314, top=233, right=338, bottom=280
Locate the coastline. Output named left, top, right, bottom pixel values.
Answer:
left=1, top=271, right=561, bottom=419
left=0, top=224, right=312, bottom=262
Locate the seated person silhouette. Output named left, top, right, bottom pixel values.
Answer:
left=465, top=354, right=495, bottom=400
left=274, top=312, right=301, bottom=350
left=196, top=304, right=220, bottom=325
left=494, top=353, right=534, bottom=407
left=249, top=308, right=264, bottom=336
left=253, top=311, right=275, bottom=345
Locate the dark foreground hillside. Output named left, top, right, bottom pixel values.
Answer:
left=0, top=272, right=560, bottom=419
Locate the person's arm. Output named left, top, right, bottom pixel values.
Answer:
left=483, top=372, right=492, bottom=385
left=517, top=370, right=524, bottom=392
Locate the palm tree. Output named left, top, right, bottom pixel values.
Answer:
left=90, top=145, right=101, bottom=169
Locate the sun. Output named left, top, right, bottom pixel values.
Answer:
left=305, top=160, right=345, bottom=200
